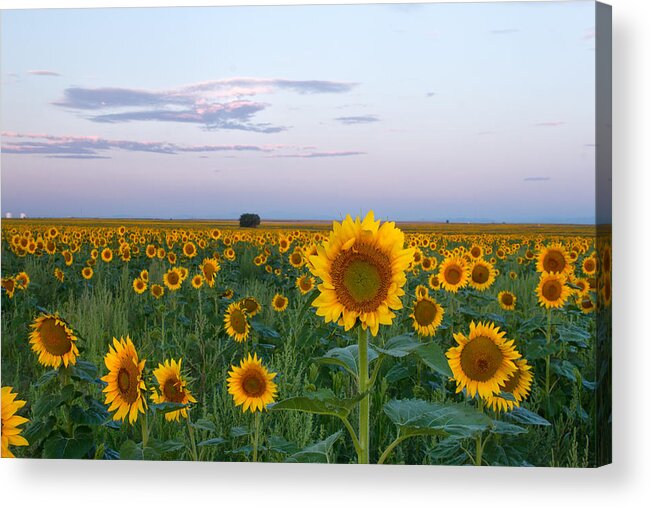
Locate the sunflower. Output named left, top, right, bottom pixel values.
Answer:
left=29, top=313, right=80, bottom=368
left=81, top=267, right=94, bottom=280
left=101, top=247, right=113, bottom=263
left=133, top=277, right=147, bottom=294
left=183, top=241, right=197, bottom=258
left=151, top=358, right=196, bottom=422
left=446, top=321, right=520, bottom=399
left=577, top=294, right=595, bottom=314
left=14, top=272, right=30, bottom=290
left=536, top=272, right=571, bottom=309
left=469, top=244, right=483, bottom=259
left=582, top=256, right=597, bottom=276
left=414, top=284, right=429, bottom=298
left=163, top=268, right=183, bottom=291
left=420, top=256, right=437, bottom=272
left=224, top=248, right=236, bottom=261
left=1, top=386, right=29, bottom=458
left=240, top=296, right=261, bottom=317
left=272, top=293, right=289, bottom=312
left=191, top=275, right=203, bottom=289
left=296, top=274, right=315, bottom=295
left=140, top=270, right=149, bottom=283
left=222, top=288, right=234, bottom=299
left=536, top=243, right=574, bottom=276
left=101, top=336, right=147, bottom=424
left=200, top=258, right=220, bottom=287
left=497, top=291, right=516, bottom=311
left=168, top=252, right=177, bottom=265
left=178, top=266, right=189, bottom=281
left=150, top=284, right=165, bottom=299
left=484, top=359, right=533, bottom=413
left=468, top=259, right=496, bottom=291
left=62, top=250, right=74, bottom=266
left=428, top=274, right=441, bottom=291
left=438, top=256, right=469, bottom=293
left=227, top=353, right=278, bottom=413
left=288, top=249, right=305, bottom=268
left=308, top=211, right=413, bottom=336
left=54, top=268, right=65, bottom=283
left=145, top=244, right=157, bottom=258
left=1, top=277, right=16, bottom=298
left=224, top=302, right=250, bottom=342
left=410, top=294, right=444, bottom=337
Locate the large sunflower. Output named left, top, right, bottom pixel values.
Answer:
left=485, top=359, right=533, bottom=413
left=101, top=336, right=147, bottom=424
left=536, top=243, right=574, bottom=276
left=200, top=258, right=220, bottom=287
left=410, top=294, right=444, bottom=337
left=536, top=272, right=571, bottom=309
left=468, top=259, right=496, bottom=291
left=163, top=267, right=183, bottom=291
left=308, top=210, right=413, bottom=336
left=151, top=358, right=196, bottom=422
left=224, top=302, right=250, bottom=342
left=497, top=291, right=516, bottom=311
left=437, top=256, right=469, bottom=293
left=227, top=353, right=278, bottom=413
left=29, top=313, right=79, bottom=368
left=446, top=321, right=520, bottom=399
left=1, top=386, right=29, bottom=458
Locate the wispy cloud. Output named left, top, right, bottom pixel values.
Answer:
left=535, top=121, right=565, bottom=127
left=53, top=78, right=358, bottom=132
left=426, top=92, right=437, bottom=98
left=490, top=29, right=519, bottom=35
left=268, top=150, right=366, bottom=159
left=28, top=70, right=62, bottom=77
left=335, top=115, right=379, bottom=125
left=524, top=176, right=551, bottom=182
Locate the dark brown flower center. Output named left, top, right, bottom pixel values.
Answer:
left=501, top=293, right=514, bottom=306
left=543, top=250, right=566, bottom=273
left=241, top=372, right=266, bottom=397
left=472, top=264, right=490, bottom=284
left=444, top=265, right=462, bottom=285
left=117, top=361, right=140, bottom=403
left=542, top=280, right=562, bottom=301
left=39, top=318, right=73, bottom=356
left=459, top=335, right=504, bottom=382
left=230, top=309, right=247, bottom=334
left=163, top=378, right=184, bottom=403
left=414, top=299, right=438, bottom=326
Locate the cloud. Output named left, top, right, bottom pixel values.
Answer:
left=53, top=78, right=357, bottom=132
left=28, top=70, right=62, bottom=77
left=46, top=155, right=111, bottom=159
left=490, top=29, right=519, bottom=35
left=524, top=177, right=551, bottom=182
left=335, top=115, right=379, bottom=125
left=268, top=150, right=366, bottom=159
left=535, top=121, right=565, bottom=127
left=426, top=92, right=437, bottom=98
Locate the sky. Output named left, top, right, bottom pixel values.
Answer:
left=1, top=1, right=597, bottom=223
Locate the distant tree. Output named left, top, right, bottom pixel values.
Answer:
left=239, top=213, right=261, bottom=228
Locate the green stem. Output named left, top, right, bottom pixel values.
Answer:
left=378, top=432, right=410, bottom=465
left=252, top=411, right=261, bottom=462
left=358, top=325, right=370, bottom=464
left=475, top=397, right=484, bottom=466
left=340, top=416, right=362, bottom=457
left=545, top=308, right=552, bottom=399
left=186, top=416, right=199, bottom=461
left=141, top=413, right=149, bottom=449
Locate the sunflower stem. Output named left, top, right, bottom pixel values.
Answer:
left=186, top=416, right=199, bottom=461
left=545, top=308, right=552, bottom=403
left=358, top=325, right=370, bottom=464
left=141, top=413, right=149, bottom=449
left=474, top=397, right=484, bottom=466
left=252, top=410, right=261, bottom=462
left=378, top=431, right=409, bottom=465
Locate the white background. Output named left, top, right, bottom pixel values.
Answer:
left=0, top=0, right=649, bottom=505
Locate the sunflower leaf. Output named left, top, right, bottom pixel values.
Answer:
left=504, top=407, right=551, bottom=426
left=414, top=340, right=452, bottom=377
left=372, top=334, right=423, bottom=358
left=269, top=389, right=363, bottom=419
left=150, top=401, right=189, bottom=415
left=285, top=431, right=342, bottom=463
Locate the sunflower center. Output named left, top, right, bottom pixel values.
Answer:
left=167, top=271, right=179, bottom=285
left=543, top=250, right=566, bottom=273
left=459, top=335, right=504, bottom=382
left=299, top=278, right=312, bottom=291
left=501, top=293, right=514, bottom=306
left=472, top=265, right=490, bottom=284
left=471, top=246, right=481, bottom=258
left=584, top=259, right=595, bottom=272
left=414, top=299, right=438, bottom=326
left=542, top=280, right=562, bottom=301
left=444, top=266, right=462, bottom=285
left=332, top=243, right=391, bottom=312
left=203, top=263, right=216, bottom=278
left=38, top=318, right=72, bottom=356
left=290, top=253, right=302, bottom=265
left=230, top=309, right=247, bottom=334
left=163, top=378, right=184, bottom=403
left=241, top=372, right=266, bottom=397
left=117, top=363, right=139, bottom=403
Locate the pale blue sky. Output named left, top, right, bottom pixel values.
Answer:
left=1, top=1, right=597, bottom=222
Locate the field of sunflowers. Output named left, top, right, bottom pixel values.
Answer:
left=0, top=212, right=611, bottom=466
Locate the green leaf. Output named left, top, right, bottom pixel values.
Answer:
left=269, top=389, right=362, bottom=419
left=428, top=437, right=467, bottom=465
left=286, top=431, right=342, bottom=463
left=32, top=394, right=65, bottom=419
left=385, top=364, right=411, bottom=383
left=23, top=415, right=57, bottom=444
left=372, top=334, right=423, bottom=358
left=414, top=341, right=452, bottom=377
left=43, top=426, right=94, bottom=459
left=490, top=420, right=527, bottom=435
left=150, top=402, right=188, bottom=415
left=251, top=320, right=280, bottom=339
left=317, top=344, right=378, bottom=377
left=518, top=316, right=546, bottom=335
left=557, top=324, right=591, bottom=344
left=151, top=440, right=185, bottom=454
left=69, top=360, right=99, bottom=383
left=69, top=402, right=108, bottom=426
left=384, top=399, right=491, bottom=438
left=504, top=407, right=551, bottom=426
left=34, top=369, right=58, bottom=387
left=230, top=426, right=249, bottom=438
left=119, top=440, right=161, bottom=460
left=197, top=437, right=227, bottom=447
left=551, top=359, right=578, bottom=382
left=267, top=435, right=298, bottom=455
left=191, top=418, right=217, bottom=432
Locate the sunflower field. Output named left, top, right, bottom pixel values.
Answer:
left=0, top=213, right=611, bottom=466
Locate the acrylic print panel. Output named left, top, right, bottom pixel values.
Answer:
left=0, top=1, right=611, bottom=466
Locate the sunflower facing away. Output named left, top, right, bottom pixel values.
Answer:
left=29, top=313, right=80, bottom=368
left=536, top=243, right=574, bottom=276
left=410, top=294, right=445, bottom=337
left=1, top=386, right=29, bottom=458
left=227, top=353, right=278, bottom=413
left=308, top=210, right=414, bottom=336
left=484, top=358, right=534, bottom=413
left=498, top=291, right=517, bottom=311
left=446, top=321, right=520, bottom=399
left=101, top=336, right=147, bottom=424
left=224, top=302, right=251, bottom=342
left=536, top=272, right=571, bottom=309
left=438, top=256, right=470, bottom=293
left=151, top=358, right=196, bottom=422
